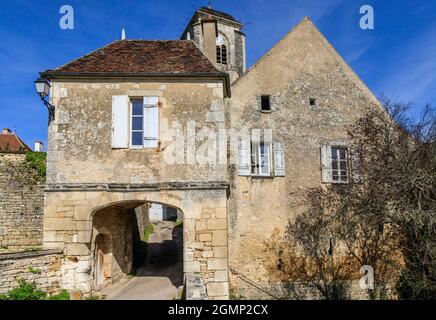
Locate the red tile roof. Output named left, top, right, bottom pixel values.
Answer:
left=0, top=132, right=31, bottom=154
left=42, top=40, right=222, bottom=76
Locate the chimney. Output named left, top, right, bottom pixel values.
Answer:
left=34, top=141, right=44, bottom=152
left=201, top=16, right=218, bottom=65
left=2, top=128, right=11, bottom=135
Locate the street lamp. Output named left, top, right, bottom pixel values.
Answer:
left=34, top=78, right=55, bottom=124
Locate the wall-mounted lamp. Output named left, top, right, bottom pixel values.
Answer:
left=34, top=77, right=55, bottom=124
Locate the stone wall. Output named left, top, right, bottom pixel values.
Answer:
left=0, top=250, right=63, bottom=295
left=0, top=153, right=44, bottom=252
left=230, top=272, right=383, bottom=300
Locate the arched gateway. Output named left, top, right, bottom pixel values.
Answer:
left=43, top=187, right=229, bottom=300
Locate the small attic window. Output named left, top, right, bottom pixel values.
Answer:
left=310, top=98, right=316, bottom=106
left=261, top=95, right=271, bottom=112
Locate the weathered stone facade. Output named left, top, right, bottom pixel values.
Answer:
left=0, top=153, right=44, bottom=252
left=226, top=18, right=384, bottom=298
left=42, top=78, right=230, bottom=299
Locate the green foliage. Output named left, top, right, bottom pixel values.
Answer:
left=24, top=247, right=43, bottom=252
left=0, top=279, right=46, bottom=300
left=175, top=219, right=183, bottom=228
left=47, top=290, right=70, bottom=300
left=24, top=152, right=47, bottom=181
left=143, top=223, right=155, bottom=242
left=0, top=279, right=70, bottom=300
left=85, top=294, right=100, bottom=300
left=28, top=267, right=42, bottom=274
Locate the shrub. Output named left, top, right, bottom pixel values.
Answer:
left=0, top=279, right=47, bottom=300
left=24, top=152, right=47, bottom=181
left=47, top=290, right=70, bottom=300
left=0, top=279, right=70, bottom=300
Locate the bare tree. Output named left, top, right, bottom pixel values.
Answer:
left=269, top=100, right=435, bottom=300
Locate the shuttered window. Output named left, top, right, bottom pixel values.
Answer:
left=238, top=139, right=251, bottom=176
left=321, top=143, right=350, bottom=183
left=274, top=143, right=285, bottom=176
left=131, top=99, right=144, bottom=147
left=112, top=95, right=159, bottom=149
left=112, top=95, right=130, bottom=149
left=238, top=139, right=285, bottom=177
left=143, top=97, right=159, bottom=148
left=331, top=147, right=349, bottom=182
left=251, top=142, right=272, bottom=176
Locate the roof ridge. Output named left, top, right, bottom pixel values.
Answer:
left=232, top=17, right=310, bottom=86
left=14, top=133, right=32, bottom=152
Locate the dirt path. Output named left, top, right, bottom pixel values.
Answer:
left=102, top=221, right=183, bottom=300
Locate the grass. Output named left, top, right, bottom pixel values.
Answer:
left=24, top=247, right=43, bottom=252
left=85, top=294, right=101, bottom=300
left=28, top=267, right=42, bottom=274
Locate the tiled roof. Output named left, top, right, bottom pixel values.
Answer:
left=42, top=40, right=223, bottom=76
left=0, top=132, right=31, bottom=154
left=198, top=7, right=240, bottom=23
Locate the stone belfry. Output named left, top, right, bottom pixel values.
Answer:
left=181, top=6, right=246, bottom=82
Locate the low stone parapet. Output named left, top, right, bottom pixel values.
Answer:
left=0, top=249, right=63, bottom=295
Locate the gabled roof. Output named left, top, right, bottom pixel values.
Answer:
left=0, top=131, right=31, bottom=154
left=232, top=17, right=380, bottom=107
left=42, top=40, right=222, bottom=76
left=41, top=39, right=231, bottom=97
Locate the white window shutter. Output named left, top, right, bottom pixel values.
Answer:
left=238, top=139, right=251, bottom=176
left=143, top=97, right=159, bottom=148
left=112, top=95, right=129, bottom=149
left=274, top=142, right=285, bottom=177
left=321, top=144, right=333, bottom=183
left=351, top=147, right=363, bottom=183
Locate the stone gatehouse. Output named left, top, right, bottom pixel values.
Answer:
left=22, top=6, right=384, bottom=299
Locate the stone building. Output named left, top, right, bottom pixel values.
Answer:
left=31, top=7, right=383, bottom=299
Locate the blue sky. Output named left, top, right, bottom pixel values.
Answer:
left=0, top=0, right=435, bottom=147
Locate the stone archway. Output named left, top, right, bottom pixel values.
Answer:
left=43, top=188, right=230, bottom=299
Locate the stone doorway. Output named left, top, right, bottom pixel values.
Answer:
left=94, top=233, right=112, bottom=290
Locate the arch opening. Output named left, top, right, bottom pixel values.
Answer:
left=91, top=200, right=184, bottom=299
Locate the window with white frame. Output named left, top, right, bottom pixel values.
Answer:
left=111, top=95, right=159, bottom=149
left=251, top=142, right=272, bottom=176
left=321, top=144, right=350, bottom=183
left=238, top=139, right=285, bottom=177
left=331, top=147, right=349, bottom=182
left=131, top=99, right=144, bottom=147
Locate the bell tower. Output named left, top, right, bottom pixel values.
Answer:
left=181, top=6, right=246, bottom=82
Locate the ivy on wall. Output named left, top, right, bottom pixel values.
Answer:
left=24, top=152, right=47, bottom=182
